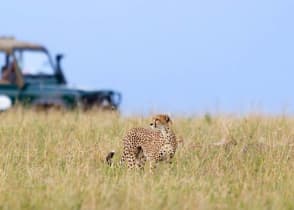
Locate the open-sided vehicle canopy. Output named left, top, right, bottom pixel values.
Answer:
left=0, top=37, right=45, bottom=53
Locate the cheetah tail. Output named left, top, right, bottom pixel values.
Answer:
left=106, top=150, right=115, bottom=166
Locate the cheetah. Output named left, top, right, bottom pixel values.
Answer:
left=106, top=114, right=177, bottom=172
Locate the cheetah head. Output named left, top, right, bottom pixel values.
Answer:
left=149, top=114, right=172, bottom=129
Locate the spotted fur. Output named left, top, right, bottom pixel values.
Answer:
left=106, top=114, right=177, bottom=172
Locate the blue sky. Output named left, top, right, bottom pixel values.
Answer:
left=1, top=0, right=294, bottom=115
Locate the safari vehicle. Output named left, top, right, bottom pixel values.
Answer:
left=0, top=37, right=121, bottom=111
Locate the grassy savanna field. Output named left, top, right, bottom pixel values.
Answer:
left=0, top=109, right=294, bottom=210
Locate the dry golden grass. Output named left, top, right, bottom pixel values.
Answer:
left=0, top=109, right=294, bottom=210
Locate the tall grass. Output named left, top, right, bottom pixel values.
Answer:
left=0, top=109, right=293, bottom=210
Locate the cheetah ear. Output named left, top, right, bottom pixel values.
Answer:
left=165, top=115, right=169, bottom=122
left=165, top=115, right=172, bottom=124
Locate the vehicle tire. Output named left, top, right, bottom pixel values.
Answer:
left=0, top=95, right=12, bottom=111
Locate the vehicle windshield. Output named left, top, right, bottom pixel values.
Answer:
left=14, top=50, right=55, bottom=76
left=0, top=52, right=6, bottom=80
left=0, top=52, right=5, bottom=70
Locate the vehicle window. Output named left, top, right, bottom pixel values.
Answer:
left=14, top=50, right=55, bottom=76
left=0, top=52, right=6, bottom=79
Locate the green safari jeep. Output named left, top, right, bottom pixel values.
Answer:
left=0, top=37, right=121, bottom=111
